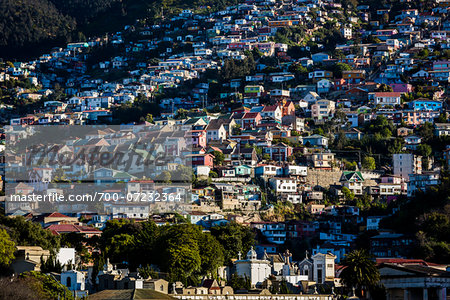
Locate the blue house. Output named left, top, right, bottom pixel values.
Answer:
left=302, top=134, right=329, bottom=148
left=408, top=99, right=443, bottom=111
left=311, top=52, right=330, bottom=64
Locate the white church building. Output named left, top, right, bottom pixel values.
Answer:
left=235, top=247, right=271, bottom=287
left=234, top=248, right=337, bottom=288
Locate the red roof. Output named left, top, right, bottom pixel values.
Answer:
left=262, top=105, right=279, bottom=112
left=129, top=180, right=154, bottom=183
left=374, top=92, right=402, bottom=97
left=47, top=224, right=101, bottom=235
left=376, top=258, right=440, bottom=266
left=243, top=112, right=260, bottom=119
left=46, top=212, right=70, bottom=218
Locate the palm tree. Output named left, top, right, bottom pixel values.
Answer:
left=340, top=249, right=380, bottom=298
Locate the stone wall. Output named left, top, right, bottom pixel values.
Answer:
left=174, top=295, right=333, bottom=300
left=305, top=168, right=380, bottom=189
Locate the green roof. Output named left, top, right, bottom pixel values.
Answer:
left=113, top=171, right=134, bottom=179
left=341, top=171, right=364, bottom=182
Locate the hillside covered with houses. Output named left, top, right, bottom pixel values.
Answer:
left=1, top=0, right=450, bottom=299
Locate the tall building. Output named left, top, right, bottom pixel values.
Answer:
left=393, top=154, right=422, bottom=181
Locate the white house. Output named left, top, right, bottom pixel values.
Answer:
left=269, top=177, right=298, bottom=194
left=317, top=79, right=333, bottom=93
left=340, top=171, right=365, bottom=195
left=206, top=120, right=227, bottom=142
left=404, top=135, right=422, bottom=150
left=254, top=165, right=283, bottom=177
left=303, top=91, right=321, bottom=104
left=311, top=99, right=335, bottom=120
left=371, top=92, right=402, bottom=106
left=261, top=105, right=282, bottom=121
left=284, top=165, right=308, bottom=177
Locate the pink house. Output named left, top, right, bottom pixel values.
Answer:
left=189, top=153, right=214, bottom=167
left=186, top=130, right=207, bottom=148
left=390, top=83, right=413, bottom=93
left=242, top=112, right=262, bottom=129
left=283, top=101, right=296, bottom=117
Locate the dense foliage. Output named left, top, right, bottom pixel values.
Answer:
left=0, top=270, right=75, bottom=300
left=20, top=271, right=75, bottom=300
left=49, top=0, right=120, bottom=24
left=0, top=229, right=15, bottom=268
left=340, top=250, right=380, bottom=297
left=0, top=0, right=76, bottom=59
left=380, top=172, right=450, bottom=263
left=100, top=219, right=254, bottom=285
left=0, top=215, right=60, bottom=251
left=0, top=0, right=240, bottom=59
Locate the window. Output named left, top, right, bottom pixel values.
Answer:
left=66, top=277, right=72, bottom=288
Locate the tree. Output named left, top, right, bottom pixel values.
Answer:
left=355, top=194, right=372, bottom=210
left=342, top=186, right=355, bottom=202
left=212, top=151, right=224, bottom=166
left=362, top=156, right=376, bottom=170
left=279, top=279, right=293, bottom=294
left=0, top=229, right=15, bottom=268
left=232, top=124, right=241, bottom=135
left=172, top=165, right=194, bottom=183
left=387, top=138, right=404, bottom=154
left=40, top=253, right=63, bottom=273
left=313, top=127, right=325, bottom=135
left=376, top=84, right=393, bottom=92
left=101, top=219, right=142, bottom=266
left=435, top=113, right=448, bottom=123
left=0, top=277, right=37, bottom=299
left=145, top=113, right=154, bottom=123
left=175, top=108, right=188, bottom=119
left=156, top=171, right=171, bottom=183
left=420, top=212, right=450, bottom=242
left=139, top=264, right=160, bottom=279
left=340, top=250, right=380, bottom=297
left=105, top=233, right=135, bottom=264
left=417, top=144, right=432, bottom=158
left=288, top=63, right=308, bottom=76
left=167, top=243, right=201, bottom=284
left=158, top=225, right=202, bottom=285
left=19, top=271, right=75, bottom=300
left=417, top=122, right=434, bottom=141
left=332, top=62, right=352, bottom=78
left=210, top=223, right=255, bottom=265
left=0, top=215, right=60, bottom=251
left=228, top=274, right=251, bottom=290
left=220, top=57, right=256, bottom=81
left=199, top=233, right=225, bottom=278
left=343, top=159, right=357, bottom=171
left=335, top=131, right=348, bottom=150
